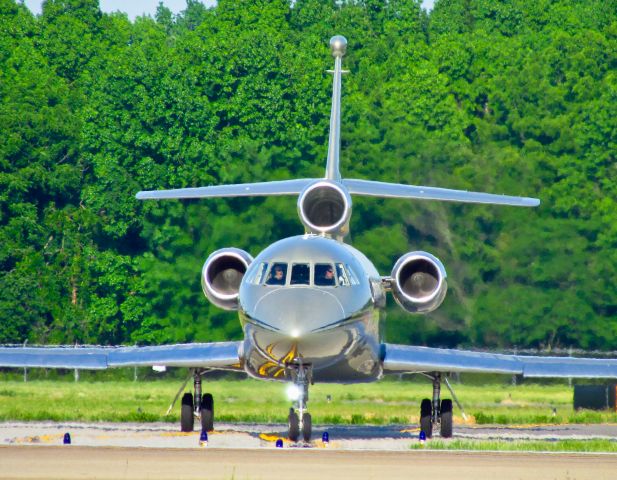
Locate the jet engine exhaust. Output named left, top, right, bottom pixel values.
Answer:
left=391, top=252, right=447, bottom=313
left=297, top=181, right=351, bottom=236
left=202, top=248, right=253, bottom=310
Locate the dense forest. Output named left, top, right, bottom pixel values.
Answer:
left=0, top=0, right=616, bottom=351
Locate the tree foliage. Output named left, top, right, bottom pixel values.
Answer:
left=1, top=0, right=616, bottom=350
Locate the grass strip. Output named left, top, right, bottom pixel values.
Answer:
left=1, top=378, right=616, bottom=425
left=410, top=439, right=617, bottom=453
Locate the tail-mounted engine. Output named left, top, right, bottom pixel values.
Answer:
left=390, top=252, right=447, bottom=314
left=201, top=248, right=253, bottom=310
left=297, top=180, right=352, bottom=237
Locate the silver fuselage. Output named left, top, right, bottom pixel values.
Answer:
left=239, top=235, right=385, bottom=383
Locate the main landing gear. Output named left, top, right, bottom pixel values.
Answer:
left=419, top=373, right=453, bottom=438
left=287, top=364, right=312, bottom=443
left=175, top=369, right=215, bottom=433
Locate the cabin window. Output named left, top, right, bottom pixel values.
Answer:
left=314, top=263, right=336, bottom=286
left=335, top=263, right=350, bottom=286
left=345, top=264, right=360, bottom=285
left=250, top=262, right=268, bottom=285
left=290, top=263, right=310, bottom=285
left=265, top=263, right=287, bottom=285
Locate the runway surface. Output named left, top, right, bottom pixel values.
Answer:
left=1, top=422, right=617, bottom=479
left=2, top=445, right=617, bottom=480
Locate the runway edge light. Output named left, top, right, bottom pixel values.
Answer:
left=322, top=432, right=329, bottom=445
left=199, top=430, right=208, bottom=447
left=276, top=438, right=283, bottom=448
left=63, top=433, right=71, bottom=445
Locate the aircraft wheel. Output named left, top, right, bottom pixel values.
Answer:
left=201, top=393, right=214, bottom=432
left=181, top=393, right=194, bottom=432
left=288, top=409, right=300, bottom=442
left=420, top=398, right=432, bottom=438
left=440, top=399, right=453, bottom=438
left=302, top=412, right=312, bottom=442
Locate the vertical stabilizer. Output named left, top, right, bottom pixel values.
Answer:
left=325, top=35, right=347, bottom=181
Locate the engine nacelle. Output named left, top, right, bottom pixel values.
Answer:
left=390, top=251, right=447, bottom=314
left=201, top=248, right=253, bottom=311
left=297, top=180, right=352, bottom=237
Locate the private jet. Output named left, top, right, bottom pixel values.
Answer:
left=2, top=36, right=617, bottom=442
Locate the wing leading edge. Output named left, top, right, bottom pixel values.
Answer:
left=382, top=344, right=617, bottom=378
left=0, top=342, right=242, bottom=370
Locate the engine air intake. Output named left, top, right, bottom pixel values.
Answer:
left=202, top=248, right=253, bottom=310
left=297, top=181, right=351, bottom=236
left=391, top=252, right=447, bottom=314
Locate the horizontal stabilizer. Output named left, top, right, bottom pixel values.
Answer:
left=343, top=179, right=540, bottom=207
left=136, top=179, right=316, bottom=200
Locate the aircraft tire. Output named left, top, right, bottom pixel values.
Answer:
left=440, top=399, right=453, bottom=438
left=302, top=412, right=312, bottom=442
left=288, top=410, right=300, bottom=442
left=201, top=393, right=214, bottom=432
left=181, top=393, right=194, bottom=432
left=420, top=398, right=432, bottom=438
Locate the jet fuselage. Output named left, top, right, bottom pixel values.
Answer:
left=238, top=235, right=385, bottom=383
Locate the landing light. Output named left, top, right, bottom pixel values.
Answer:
left=290, top=329, right=300, bottom=338
left=286, top=384, right=301, bottom=401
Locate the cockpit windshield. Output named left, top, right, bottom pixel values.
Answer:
left=265, top=263, right=287, bottom=285
left=290, top=263, right=310, bottom=285
left=254, top=261, right=359, bottom=287
left=315, top=264, right=335, bottom=286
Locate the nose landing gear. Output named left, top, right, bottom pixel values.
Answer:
left=287, top=363, right=312, bottom=442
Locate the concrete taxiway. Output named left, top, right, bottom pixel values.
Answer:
left=2, top=421, right=617, bottom=450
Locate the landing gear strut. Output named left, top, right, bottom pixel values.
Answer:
left=179, top=369, right=215, bottom=433
left=419, top=373, right=453, bottom=438
left=287, top=363, right=312, bottom=442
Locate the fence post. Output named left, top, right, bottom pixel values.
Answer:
left=23, top=339, right=28, bottom=382
left=74, top=343, right=79, bottom=382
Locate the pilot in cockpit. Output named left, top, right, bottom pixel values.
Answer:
left=324, top=266, right=335, bottom=283
left=266, top=264, right=286, bottom=285
left=315, top=264, right=336, bottom=287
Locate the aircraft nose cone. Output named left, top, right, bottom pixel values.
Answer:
left=253, top=288, right=345, bottom=336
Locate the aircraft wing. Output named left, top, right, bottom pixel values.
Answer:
left=382, top=344, right=617, bottom=378
left=343, top=179, right=540, bottom=207
left=0, top=342, right=242, bottom=370
left=136, top=179, right=316, bottom=200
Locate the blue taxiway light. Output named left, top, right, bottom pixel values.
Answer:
left=322, top=432, right=329, bottom=444
left=63, top=433, right=71, bottom=444
left=199, top=430, right=208, bottom=446
left=419, top=431, right=426, bottom=442
left=275, top=439, right=283, bottom=448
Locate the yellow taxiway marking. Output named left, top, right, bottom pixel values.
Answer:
left=259, top=433, right=338, bottom=448
left=14, top=434, right=64, bottom=444
left=259, top=433, right=283, bottom=442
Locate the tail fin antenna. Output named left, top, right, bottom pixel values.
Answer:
left=325, top=35, right=347, bottom=182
